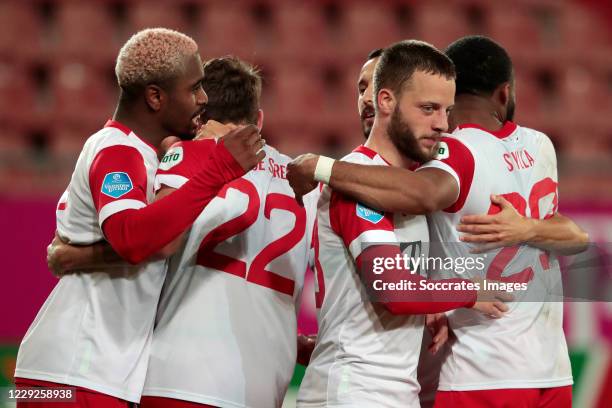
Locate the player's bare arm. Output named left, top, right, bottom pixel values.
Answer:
left=458, top=194, right=589, bottom=255
left=287, top=153, right=458, bottom=214
left=47, top=186, right=189, bottom=276
left=47, top=233, right=125, bottom=276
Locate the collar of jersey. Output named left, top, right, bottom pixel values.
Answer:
left=104, top=119, right=158, bottom=153
left=353, top=145, right=391, bottom=165
left=456, top=121, right=517, bottom=139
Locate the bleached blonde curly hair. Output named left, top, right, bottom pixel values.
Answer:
left=115, top=28, right=198, bottom=90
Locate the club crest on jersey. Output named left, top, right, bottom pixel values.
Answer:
left=435, top=141, right=449, bottom=160
left=101, top=172, right=133, bottom=198
left=159, top=146, right=183, bottom=170
left=356, top=203, right=384, bottom=224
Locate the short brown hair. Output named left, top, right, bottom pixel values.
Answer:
left=373, top=40, right=455, bottom=107
left=201, top=56, right=262, bottom=125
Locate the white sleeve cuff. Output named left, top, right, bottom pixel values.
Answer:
left=154, top=174, right=189, bottom=192
left=99, top=199, right=146, bottom=227
left=348, top=230, right=397, bottom=260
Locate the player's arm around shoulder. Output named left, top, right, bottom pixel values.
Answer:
left=150, top=185, right=182, bottom=259
left=288, top=138, right=463, bottom=214
left=458, top=195, right=589, bottom=255
left=457, top=131, right=589, bottom=255
left=151, top=139, right=211, bottom=259
left=47, top=233, right=126, bottom=277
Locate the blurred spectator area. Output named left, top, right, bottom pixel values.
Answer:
left=0, top=0, right=611, bottom=202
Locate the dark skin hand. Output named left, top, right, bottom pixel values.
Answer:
left=457, top=195, right=589, bottom=256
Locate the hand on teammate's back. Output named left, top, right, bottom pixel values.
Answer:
left=426, top=313, right=450, bottom=354
left=287, top=153, right=319, bottom=205
left=219, top=125, right=265, bottom=172
left=471, top=277, right=514, bottom=318
left=457, top=194, right=530, bottom=253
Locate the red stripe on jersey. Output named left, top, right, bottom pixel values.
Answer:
left=313, top=221, right=325, bottom=308
left=88, top=145, right=148, bottom=212
left=437, top=137, right=475, bottom=213
left=457, top=121, right=517, bottom=139
left=104, top=119, right=131, bottom=135
left=104, top=119, right=158, bottom=153
left=57, top=202, right=67, bottom=211
left=434, top=386, right=572, bottom=408
left=329, top=190, right=394, bottom=250
left=353, top=145, right=392, bottom=165
left=353, top=145, right=377, bottom=160
left=157, top=140, right=217, bottom=180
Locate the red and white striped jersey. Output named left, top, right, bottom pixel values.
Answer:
left=298, top=145, right=429, bottom=408
left=15, top=120, right=166, bottom=402
left=418, top=121, right=572, bottom=390
left=142, top=141, right=316, bottom=407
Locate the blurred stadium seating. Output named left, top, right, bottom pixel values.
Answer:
left=0, top=0, right=610, bottom=201
left=0, top=2, right=611, bottom=407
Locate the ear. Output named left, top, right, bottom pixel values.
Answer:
left=256, top=109, right=264, bottom=131
left=144, top=84, right=164, bottom=112
left=496, top=82, right=511, bottom=108
left=376, top=88, right=396, bottom=116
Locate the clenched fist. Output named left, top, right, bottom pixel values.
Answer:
left=287, top=153, right=319, bottom=205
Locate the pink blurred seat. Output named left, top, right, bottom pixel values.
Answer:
left=560, top=3, right=611, bottom=51
left=557, top=66, right=611, bottom=129
left=264, top=65, right=326, bottom=129
left=0, top=2, right=44, bottom=63
left=264, top=124, right=322, bottom=159
left=0, top=61, right=37, bottom=128
left=339, top=1, right=403, bottom=60
left=413, top=3, right=471, bottom=49
left=512, top=69, right=545, bottom=127
left=196, top=4, right=260, bottom=60
left=49, top=61, right=116, bottom=126
left=127, top=0, right=189, bottom=33
left=54, top=1, right=118, bottom=64
left=488, top=7, right=542, bottom=59
left=273, top=3, right=335, bottom=64
left=49, top=123, right=96, bottom=160
left=0, top=127, right=29, bottom=157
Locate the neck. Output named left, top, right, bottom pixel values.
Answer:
left=365, top=117, right=415, bottom=168
left=449, top=94, right=505, bottom=132
left=113, top=102, right=167, bottom=148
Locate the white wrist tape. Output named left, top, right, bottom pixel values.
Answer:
left=314, top=156, right=335, bottom=184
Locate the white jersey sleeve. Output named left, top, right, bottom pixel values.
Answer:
left=15, top=120, right=166, bottom=402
